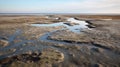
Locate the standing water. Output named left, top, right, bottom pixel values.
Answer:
left=31, top=18, right=89, bottom=33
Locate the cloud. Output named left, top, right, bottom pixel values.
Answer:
left=41, top=0, right=120, bottom=13
left=0, top=0, right=120, bottom=13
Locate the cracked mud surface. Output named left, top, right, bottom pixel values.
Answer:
left=0, top=15, right=120, bottom=67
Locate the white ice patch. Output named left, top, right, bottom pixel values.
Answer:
left=67, top=18, right=80, bottom=23
left=31, top=18, right=90, bottom=33
left=67, top=18, right=88, bottom=26
left=66, top=18, right=89, bottom=33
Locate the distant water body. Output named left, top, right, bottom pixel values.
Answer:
left=0, top=13, right=81, bottom=15
left=0, top=13, right=55, bottom=15
left=0, top=13, right=119, bottom=15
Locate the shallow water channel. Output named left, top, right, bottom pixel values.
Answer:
left=0, top=18, right=91, bottom=59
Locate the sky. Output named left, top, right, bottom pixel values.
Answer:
left=0, top=0, right=120, bottom=14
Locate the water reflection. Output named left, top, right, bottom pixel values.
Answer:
left=31, top=18, right=89, bottom=33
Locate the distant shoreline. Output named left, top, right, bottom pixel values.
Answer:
left=0, top=13, right=120, bottom=16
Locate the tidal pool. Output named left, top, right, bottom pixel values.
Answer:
left=31, top=18, right=89, bottom=33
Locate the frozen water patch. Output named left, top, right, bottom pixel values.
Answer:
left=65, top=18, right=89, bottom=33
left=31, top=18, right=89, bottom=33
left=67, top=18, right=87, bottom=24
left=67, top=18, right=89, bottom=28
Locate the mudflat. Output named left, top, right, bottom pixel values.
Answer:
left=0, top=15, right=120, bottom=67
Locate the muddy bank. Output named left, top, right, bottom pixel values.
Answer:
left=0, top=48, right=64, bottom=67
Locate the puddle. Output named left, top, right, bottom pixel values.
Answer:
left=31, top=18, right=89, bottom=33
left=31, top=22, right=64, bottom=27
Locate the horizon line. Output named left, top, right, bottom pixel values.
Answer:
left=0, top=13, right=120, bottom=15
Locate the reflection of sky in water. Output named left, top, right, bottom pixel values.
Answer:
left=31, top=22, right=64, bottom=27
left=31, top=18, right=89, bottom=33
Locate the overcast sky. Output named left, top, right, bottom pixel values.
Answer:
left=0, top=0, right=120, bottom=13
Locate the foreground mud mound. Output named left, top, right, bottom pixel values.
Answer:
left=48, top=30, right=92, bottom=43
left=0, top=48, right=64, bottom=67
